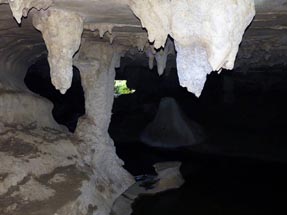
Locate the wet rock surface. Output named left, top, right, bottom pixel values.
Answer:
left=111, top=161, right=184, bottom=215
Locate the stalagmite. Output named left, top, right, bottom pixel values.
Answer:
left=129, top=0, right=255, bottom=96
left=140, top=97, right=205, bottom=148
left=33, top=9, right=83, bottom=94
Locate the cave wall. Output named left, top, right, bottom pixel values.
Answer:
left=1, top=0, right=285, bottom=214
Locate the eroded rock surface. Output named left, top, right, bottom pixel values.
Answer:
left=0, top=121, right=86, bottom=215
left=0, top=38, right=134, bottom=215
left=2, top=0, right=255, bottom=97
left=130, top=0, right=255, bottom=96
left=0, top=89, right=63, bottom=130
left=73, top=40, right=134, bottom=215
left=1, top=0, right=283, bottom=214
left=111, top=162, right=184, bottom=215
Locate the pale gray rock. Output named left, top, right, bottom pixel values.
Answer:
left=0, top=121, right=86, bottom=215
left=130, top=0, right=255, bottom=96
left=33, top=8, right=84, bottom=94
left=73, top=40, right=134, bottom=215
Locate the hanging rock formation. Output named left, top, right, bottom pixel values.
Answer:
left=33, top=9, right=84, bottom=94
left=0, top=0, right=266, bottom=214
left=8, top=0, right=52, bottom=24
left=130, top=0, right=255, bottom=96
left=155, top=38, right=175, bottom=76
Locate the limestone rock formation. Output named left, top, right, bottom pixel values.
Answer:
left=111, top=161, right=184, bottom=215
left=33, top=9, right=84, bottom=94
left=0, top=0, right=275, bottom=214
left=140, top=97, right=205, bottom=149
left=0, top=121, right=84, bottom=215
left=1, top=0, right=256, bottom=96
left=8, top=0, right=52, bottom=24
left=130, top=0, right=255, bottom=96
left=0, top=64, right=132, bottom=214
left=74, top=40, right=134, bottom=215
left=155, top=38, right=175, bottom=76
left=0, top=89, right=62, bottom=129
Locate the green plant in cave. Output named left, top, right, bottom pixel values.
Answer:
left=114, top=80, right=135, bottom=95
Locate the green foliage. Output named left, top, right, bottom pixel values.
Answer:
left=114, top=80, right=135, bottom=95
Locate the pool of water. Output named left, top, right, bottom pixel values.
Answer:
left=126, top=147, right=287, bottom=215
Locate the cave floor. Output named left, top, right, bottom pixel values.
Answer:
left=113, top=126, right=287, bottom=215
left=0, top=122, right=87, bottom=215
left=131, top=152, right=287, bottom=215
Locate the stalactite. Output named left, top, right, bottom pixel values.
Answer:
left=33, top=8, right=83, bottom=94
left=8, top=0, right=52, bottom=24
left=129, top=0, right=255, bottom=96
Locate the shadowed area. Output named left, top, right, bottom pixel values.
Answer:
left=24, top=58, right=85, bottom=132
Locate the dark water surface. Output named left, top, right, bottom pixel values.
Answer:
left=115, top=142, right=287, bottom=215
left=110, top=70, right=287, bottom=215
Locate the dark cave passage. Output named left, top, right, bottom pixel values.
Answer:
left=109, top=63, right=287, bottom=214
left=132, top=156, right=287, bottom=215
left=24, top=57, right=85, bottom=132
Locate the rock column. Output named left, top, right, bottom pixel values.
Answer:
left=74, top=40, right=134, bottom=215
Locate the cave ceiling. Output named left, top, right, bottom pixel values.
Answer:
left=0, top=0, right=286, bottom=95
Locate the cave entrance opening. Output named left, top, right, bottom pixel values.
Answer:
left=24, top=57, right=85, bottom=132
left=114, top=80, right=135, bottom=97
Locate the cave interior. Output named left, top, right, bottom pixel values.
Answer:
left=1, top=0, right=287, bottom=215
